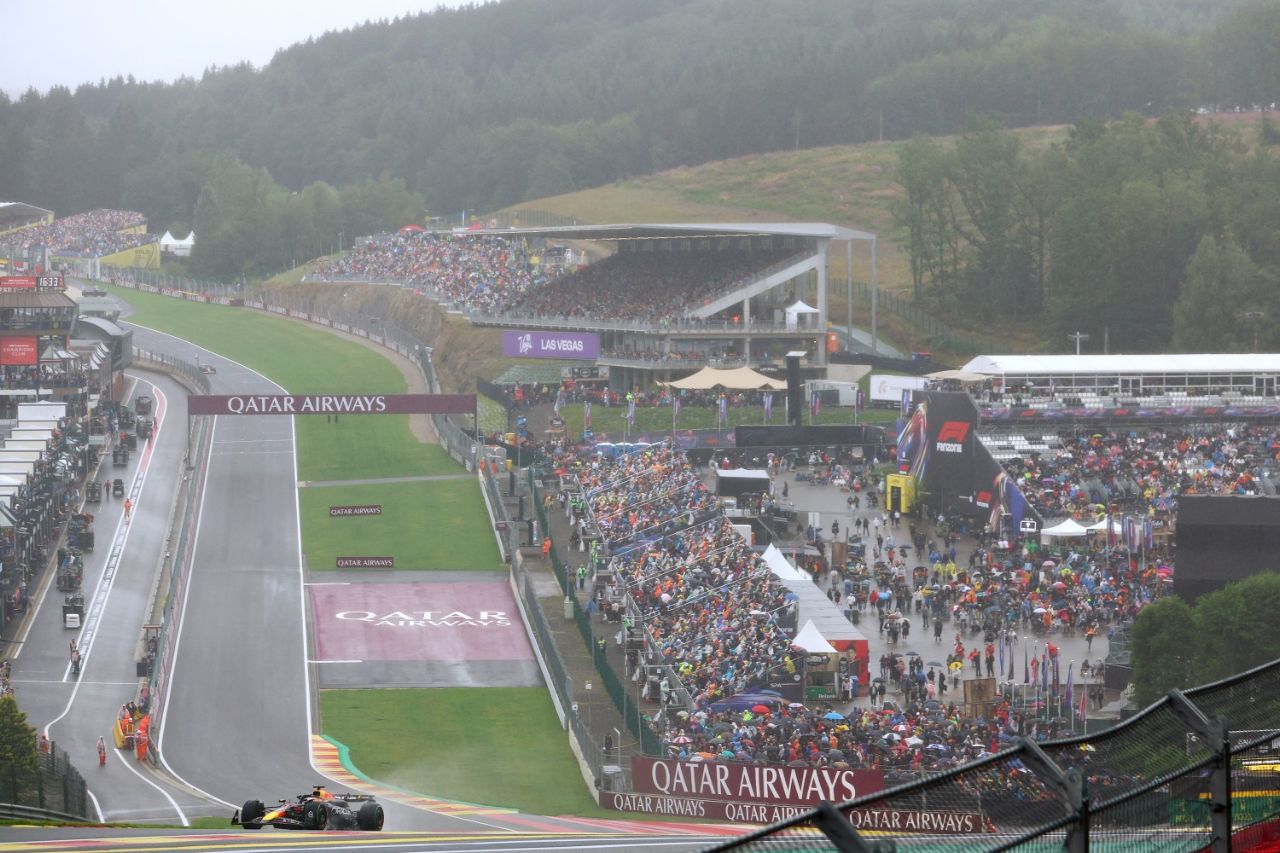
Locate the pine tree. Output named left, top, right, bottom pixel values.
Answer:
left=0, top=695, right=40, bottom=801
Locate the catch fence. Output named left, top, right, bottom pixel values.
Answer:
left=707, top=657, right=1280, bottom=852
left=1, top=739, right=91, bottom=820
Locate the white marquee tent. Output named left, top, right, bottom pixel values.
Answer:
left=785, top=300, right=819, bottom=331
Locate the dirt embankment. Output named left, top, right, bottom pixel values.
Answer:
left=272, top=284, right=504, bottom=394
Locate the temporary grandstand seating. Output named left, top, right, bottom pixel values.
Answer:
left=977, top=433, right=1062, bottom=461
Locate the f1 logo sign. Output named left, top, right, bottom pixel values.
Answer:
left=935, top=421, right=970, bottom=453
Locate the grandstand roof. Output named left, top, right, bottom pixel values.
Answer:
left=962, top=353, right=1280, bottom=376
left=461, top=222, right=873, bottom=242
left=0, top=291, right=76, bottom=309
left=0, top=202, right=53, bottom=224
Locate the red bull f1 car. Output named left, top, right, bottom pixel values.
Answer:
left=233, top=786, right=384, bottom=831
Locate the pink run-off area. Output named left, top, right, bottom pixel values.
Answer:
left=310, top=582, right=534, bottom=662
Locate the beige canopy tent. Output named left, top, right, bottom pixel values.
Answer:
left=661, top=366, right=787, bottom=391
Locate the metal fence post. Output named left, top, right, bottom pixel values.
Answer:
left=1168, top=689, right=1232, bottom=853
left=1018, top=738, right=1090, bottom=853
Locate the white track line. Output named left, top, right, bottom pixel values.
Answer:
left=130, top=318, right=518, bottom=832
left=9, top=378, right=141, bottom=659
left=153, top=416, right=235, bottom=811
left=57, top=382, right=167, bottom=684
left=86, top=787, right=104, bottom=823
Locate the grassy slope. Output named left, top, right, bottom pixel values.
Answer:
left=506, top=127, right=1072, bottom=359
left=106, top=284, right=460, bottom=480
left=321, top=688, right=607, bottom=816
left=300, top=480, right=501, bottom=571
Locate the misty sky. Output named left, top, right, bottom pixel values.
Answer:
left=1, top=1, right=470, bottom=96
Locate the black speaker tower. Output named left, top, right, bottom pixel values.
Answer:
left=785, top=352, right=804, bottom=427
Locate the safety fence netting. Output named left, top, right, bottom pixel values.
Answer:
left=706, top=658, right=1280, bottom=852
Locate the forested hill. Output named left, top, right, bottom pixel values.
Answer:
left=2, top=0, right=1277, bottom=229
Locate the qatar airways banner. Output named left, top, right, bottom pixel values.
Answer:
left=187, top=393, right=475, bottom=416
left=628, top=756, right=882, bottom=809
left=608, top=758, right=986, bottom=830
left=502, top=330, right=599, bottom=360
left=603, top=791, right=987, bottom=831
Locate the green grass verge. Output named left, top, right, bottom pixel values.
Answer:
left=321, top=688, right=605, bottom=815
left=103, top=284, right=461, bottom=480
left=300, top=481, right=502, bottom=571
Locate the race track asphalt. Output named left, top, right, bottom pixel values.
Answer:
left=121, top=322, right=517, bottom=832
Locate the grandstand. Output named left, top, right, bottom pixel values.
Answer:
left=0, top=208, right=159, bottom=277
left=307, top=222, right=876, bottom=387
left=0, top=201, right=54, bottom=238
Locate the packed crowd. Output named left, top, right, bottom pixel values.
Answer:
left=310, top=232, right=546, bottom=312
left=5, top=209, right=151, bottom=258
left=574, top=444, right=719, bottom=545
left=511, top=248, right=800, bottom=323
left=656, top=687, right=1069, bottom=778
left=309, top=232, right=802, bottom=322
left=1001, top=426, right=1280, bottom=521
left=555, top=444, right=800, bottom=704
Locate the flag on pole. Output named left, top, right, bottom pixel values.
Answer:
left=583, top=400, right=592, bottom=430
left=1041, top=652, right=1050, bottom=694
left=1008, top=644, right=1016, bottom=681
left=811, top=389, right=821, bottom=419
left=1078, top=679, right=1090, bottom=722
left=998, top=635, right=1005, bottom=675
left=1024, top=646, right=1030, bottom=684
left=1065, top=662, right=1075, bottom=713
left=553, top=387, right=564, bottom=415
left=1052, top=653, right=1060, bottom=695
left=718, top=394, right=728, bottom=428
left=627, top=395, right=636, bottom=426
left=856, top=388, right=865, bottom=412
left=763, top=392, right=773, bottom=423
left=673, top=396, right=681, bottom=429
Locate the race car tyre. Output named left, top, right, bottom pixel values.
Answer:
left=303, top=800, right=328, bottom=830
left=356, top=801, right=384, bottom=831
left=240, top=799, right=265, bottom=829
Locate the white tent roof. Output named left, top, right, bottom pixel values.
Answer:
left=926, top=369, right=990, bottom=382
left=717, top=468, right=771, bottom=481
left=1085, top=518, right=1121, bottom=532
left=761, top=544, right=807, bottom=581
left=1041, top=518, right=1089, bottom=537
left=661, top=366, right=787, bottom=390
left=791, top=619, right=837, bottom=654
left=785, top=300, right=819, bottom=315
left=962, top=353, right=1280, bottom=376
left=159, top=231, right=177, bottom=246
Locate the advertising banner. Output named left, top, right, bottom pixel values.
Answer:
left=329, top=505, right=383, bottom=517
left=187, top=393, right=475, bottom=416
left=0, top=274, right=62, bottom=290
left=629, top=757, right=883, bottom=808
left=602, top=791, right=986, bottom=831
left=502, top=330, right=599, bottom=360
left=0, top=336, right=38, bottom=366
